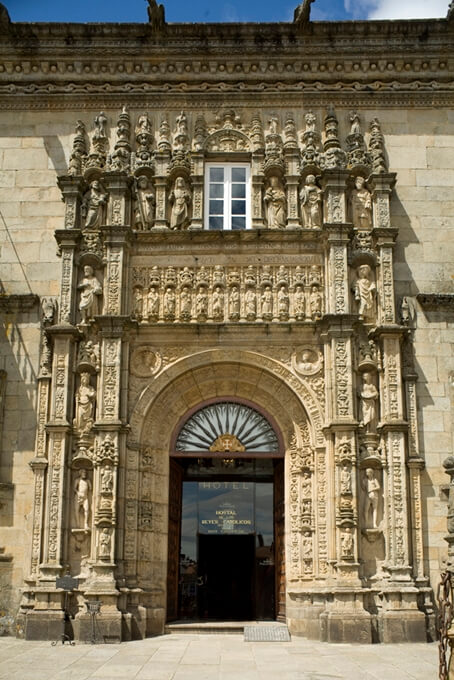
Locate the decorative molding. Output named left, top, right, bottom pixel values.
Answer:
left=0, top=294, right=39, bottom=313
left=416, top=293, right=454, bottom=311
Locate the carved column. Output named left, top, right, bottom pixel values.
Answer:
left=57, top=176, right=86, bottom=230
left=284, top=147, right=300, bottom=229
left=190, top=152, right=203, bottom=230
left=370, top=173, right=396, bottom=230
left=103, top=173, right=132, bottom=228
left=101, top=226, right=131, bottom=317
left=251, top=150, right=265, bottom=229
left=153, top=151, right=170, bottom=230
left=55, top=230, right=80, bottom=325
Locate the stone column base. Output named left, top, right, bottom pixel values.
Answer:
left=320, top=610, right=372, bottom=643
left=73, top=610, right=122, bottom=644
left=23, top=610, right=65, bottom=641
left=378, top=610, right=427, bottom=643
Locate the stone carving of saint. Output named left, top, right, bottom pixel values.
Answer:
left=350, top=111, right=361, bottom=135
left=363, top=468, right=381, bottom=529
left=147, top=288, right=160, bottom=320
left=341, top=528, right=354, bottom=558
left=301, top=472, right=312, bottom=498
left=195, top=287, right=208, bottom=318
left=264, top=176, right=287, bottom=229
left=180, top=286, right=192, bottom=320
left=309, top=284, right=322, bottom=320
left=163, top=287, right=176, bottom=320
left=82, top=180, right=107, bottom=229
left=78, top=265, right=102, bottom=323
left=351, top=176, right=372, bottom=230
left=340, top=464, right=352, bottom=495
left=74, top=372, right=96, bottom=435
left=261, top=286, right=273, bottom=320
left=134, top=176, right=155, bottom=229
left=212, top=286, right=224, bottom=320
left=229, top=286, right=240, bottom=320
left=297, top=349, right=315, bottom=373
left=359, top=371, right=379, bottom=433
left=278, top=285, right=289, bottom=319
left=74, top=469, right=91, bottom=530
left=101, top=466, right=113, bottom=494
left=300, top=175, right=322, bottom=228
left=245, top=289, right=257, bottom=320
left=93, top=111, right=108, bottom=141
left=169, top=176, right=191, bottom=229
left=133, top=287, right=143, bottom=320
left=294, top=285, right=306, bottom=320
left=175, top=110, right=188, bottom=136
left=99, top=527, right=111, bottom=560
left=354, top=264, right=376, bottom=319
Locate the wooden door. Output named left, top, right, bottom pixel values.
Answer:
left=166, top=459, right=183, bottom=621
left=274, top=459, right=286, bottom=621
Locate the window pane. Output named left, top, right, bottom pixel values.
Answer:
left=231, top=199, right=246, bottom=215
left=231, top=167, right=246, bottom=182
left=232, top=183, right=246, bottom=198
left=209, top=183, right=224, bottom=198
left=209, top=199, right=224, bottom=215
left=231, top=216, right=246, bottom=230
left=210, top=167, right=224, bottom=182
left=209, top=216, right=224, bottom=230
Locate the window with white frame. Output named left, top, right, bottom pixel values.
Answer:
left=205, top=163, right=250, bottom=230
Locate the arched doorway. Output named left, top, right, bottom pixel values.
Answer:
left=167, top=399, right=285, bottom=622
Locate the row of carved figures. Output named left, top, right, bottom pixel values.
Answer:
left=80, top=173, right=373, bottom=231
left=67, top=107, right=387, bottom=179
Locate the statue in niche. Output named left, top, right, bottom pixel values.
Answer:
left=309, top=284, right=322, bottom=320
left=195, top=287, right=208, bottom=318
left=261, top=286, right=273, bottom=320
left=147, top=288, right=160, bottom=320
left=101, top=466, right=113, bottom=494
left=175, top=111, right=188, bottom=136
left=74, top=372, right=96, bottom=435
left=229, top=286, right=240, bottom=320
left=278, top=286, right=289, bottom=319
left=163, top=287, right=176, bottom=320
left=301, top=472, right=312, bottom=498
left=294, top=285, right=306, bottom=320
left=299, top=175, right=322, bottom=228
left=169, top=176, right=191, bottom=229
left=354, top=264, right=376, bottom=319
left=134, top=176, right=155, bottom=230
left=340, top=464, right=352, bottom=495
left=264, top=176, right=287, bottom=229
left=212, top=287, right=224, bottom=320
left=245, top=288, right=257, bottom=320
left=93, top=111, right=107, bottom=141
left=267, top=116, right=279, bottom=135
left=350, top=111, right=361, bottom=135
left=359, top=371, right=379, bottom=433
left=133, top=287, right=144, bottom=320
left=78, top=265, right=102, bottom=323
left=82, top=180, right=107, bottom=229
left=341, top=527, right=354, bottom=558
left=304, top=111, right=316, bottom=133
left=351, top=176, right=372, bottom=230
left=78, top=339, right=100, bottom=371
left=73, top=469, right=92, bottom=530
left=180, top=287, right=192, bottom=320
left=362, top=468, right=381, bottom=529
left=98, top=527, right=111, bottom=560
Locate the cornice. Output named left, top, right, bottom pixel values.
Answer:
left=417, top=293, right=454, bottom=311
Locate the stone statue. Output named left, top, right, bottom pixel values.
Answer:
left=264, top=176, right=287, bottom=229
left=101, top=466, right=113, bottom=494
left=278, top=286, right=289, bottom=319
left=298, top=349, right=316, bottom=373
left=229, top=286, right=240, bottom=320
left=340, top=464, right=352, bottom=495
left=351, top=176, right=372, bottom=230
left=341, top=527, right=354, bottom=558
left=169, top=176, right=191, bottom=229
left=93, top=111, right=108, bottom=141
left=180, top=286, right=192, bottom=320
left=74, top=372, right=96, bottom=435
left=78, top=339, right=100, bottom=371
left=147, top=0, right=166, bottom=31
left=294, top=285, right=306, bottom=320
left=354, top=264, right=376, bottom=319
left=350, top=111, right=361, bottom=135
left=304, top=111, right=316, bottom=133
left=301, top=472, right=312, bottom=498
left=163, top=287, right=176, bottom=319
left=261, top=286, right=273, bottom=320
left=302, top=531, right=313, bottom=557
left=363, top=468, right=381, bottom=529
left=133, top=287, right=144, bottom=320
left=74, top=469, right=91, bottom=530
left=41, top=297, right=57, bottom=325
left=78, top=265, right=102, bottom=323
left=147, top=288, right=160, bottom=320
left=245, top=289, right=257, bottom=320
left=359, top=371, right=379, bottom=433
left=195, top=287, right=208, bottom=318
left=309, top=284, right=322, bottom=320
left=134, top=176, right=155, bottom=229
left=82, top=180, right=107, bottom=229
left=98, top=527, right=111, bottom=560
left=300, top=175, right=322, bottom=228
left=212, top=287, right=224, bottom=320
left=294, top=0, right=315, bottom=28
left=400, top=296, right=411, bottom=325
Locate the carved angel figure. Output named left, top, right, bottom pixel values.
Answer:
left=354, top=264, right=376, bottom=318
left=78, top=265, right=102, bottom=323
left=300, top=175, right=322, bottom=228
left=169, top=176, right=191, bottom=229
left=264, top=176, right=287, bottom=229
left=82, top=180, right=107, bottom=229
left=351, top=176, right=372, bottom=230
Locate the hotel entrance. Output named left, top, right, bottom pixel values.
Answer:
left=167, top=401, right=285, bottom=623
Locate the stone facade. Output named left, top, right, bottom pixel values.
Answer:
left=0, top=3, right=452, bottom=643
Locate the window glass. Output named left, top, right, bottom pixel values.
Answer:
left=205, top=164, right=250, bottom=230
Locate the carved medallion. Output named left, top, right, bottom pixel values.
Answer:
left=292, top=348, right=323, bottom=376
left=130, top=346, right=162, bottom=378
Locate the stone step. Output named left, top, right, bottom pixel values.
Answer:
left=165, top=620, right=282, bottom=635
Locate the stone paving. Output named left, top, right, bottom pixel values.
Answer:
left=0, top=634, right=438, bottom=680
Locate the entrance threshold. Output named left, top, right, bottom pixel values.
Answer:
left=165, top=620, right=284, bottom=635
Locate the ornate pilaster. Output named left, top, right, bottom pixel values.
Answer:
left=324, top=223, right=351, bottom=315
left=283, top=114, right=300, bottom=229
left=55, top=230, right=80, bottom=325
left=190, top=152, right=204, bottom=230
left=153, top=149, right=171, bottom=230
left=57, top=176, right=86, bottom=230
left=103, top=173, right=132, bottom=228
